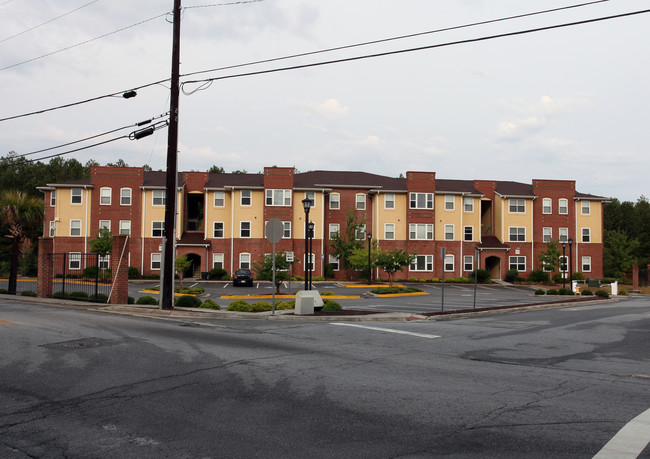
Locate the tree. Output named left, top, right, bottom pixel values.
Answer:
left=604, top=230, right=639, bottom=278
left=253, top=250, right=295, bottom=294
left=375, top=249, right=416, bottom=286
left=89, top=228, right=112, bottom=255
left=538, top=240, right=562, bottom=274
left=348, top=240, right=381, bottom=279
left=208, top=165, right=225, bottom=173
left=106, top=159, right=129, bottom=167
left=175, top=255, right=191, bottom=289
left=0, top=190, right=44, bottom=294
left=329, top=210, right=365, bottom=279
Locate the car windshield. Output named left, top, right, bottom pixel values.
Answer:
left=235, top=269, right=251, bottom=276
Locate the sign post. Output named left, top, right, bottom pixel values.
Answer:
left=473, top=249, right=479, bottom=310
left=286, top=251, right=294, bottom=293
left=440, top=247, right=446, bottom=312
left=265, top=218, right=284, bottom=314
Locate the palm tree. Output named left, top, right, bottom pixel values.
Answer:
left=0, top=190, right=44, bottom=294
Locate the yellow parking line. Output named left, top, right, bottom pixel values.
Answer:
left=0, top=319, right=20, bottom=325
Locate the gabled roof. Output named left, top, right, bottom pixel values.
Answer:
left=45, top=178, right=92, bottom=188
left=204, top=173, right=264, bottom=189
left=495, top=181, right=535, bottom=197
left=477, top=235, right=510, bottom=250
left=294, top=170, right=405, bottom=190
left=435, top=179, right=481, bottom=195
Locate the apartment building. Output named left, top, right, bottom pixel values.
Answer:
left=39, top=165, right=605, bottom=280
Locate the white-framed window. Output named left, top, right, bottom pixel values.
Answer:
left=152, top=190, right=165, bottom=206
left=266, top=189, right=291, bottom=206
left=581, top=201, right=590, bottom=215
left=509, top=256, right=526, bottom=272
left=304, top=191, right=316, bottom=208
left=509, top=198, right=525, bottom=213
left=213, top=222, right=224, bottom=238
left=214, top=191, right=225, bottom=207
left=559, top=227, right=568, bottom=242
left=444, top=195, right=455, bottom=210
left=582, top=256, right=592, bottom=272
left=444, top=224, right=454, bottom=241
left=213, top=253, right=224, bottom=269
left=463, top=255, right=474, bottom=272
left=464, top=226, right=473, bottom=241
left=49, top=221, right=56, bottom=237
left=444, top=254, right=454, bottom=272
left=120, top=188, right=132, bottom=206
left=70, top=219, right=82, bottom=237
left=50, top=190, right=56, bottom=207
left=98, top=254, right=110, bottom=270
left=240, top=221, right=251, bottom=238
left=409, top=223, right=433, bottom=240
left=283, top=221, right=291, bottom=239
left=410, top=192, right=433, bottom=209
left=71, top=188, right=82, bottom=204
left=384, top=223, right=395, bottom=240
left=464, top=197, right=473, bottom=212
left=305, top=253, right=315, bottom=272
left=99, top=220, right=111, bottom=231
left=355, top=225, right=367, bottom=241
left=329, top=193, right=340, bottom=210
left=559, top=198, right=568, bottom=215
left=119, top=220, right=131, bottom=236
left=151, top=253, right=161, bottom=270
left=543, top=227, right=552, bottom=243
left=69, top=252, right=81, bottom=270
left=329, top=223, right=340, bottom=239
left=582, top=228, right=590, bottom=243
left=152, top=221, right=164, bottom=237
left=356, top=193, right=366, bottom=210
left=241, top=190, right=252, bottom=206
left=542, top=198, right=552, bottom=214
left=239, top=253, right=251, bottom=269
left=410, top=255, right=433, bottom=272
left=509, top=227, right=526, bottom=242
left=384, top=193, right=395, bottom=209
left=329, top=254, right=339, bottom=271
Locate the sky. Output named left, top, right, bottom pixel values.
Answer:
left=1, top=0, right=648, bottom=202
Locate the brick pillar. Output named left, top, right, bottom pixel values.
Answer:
left=37, top=238, right=54, bottom=298
left=110, top=235, right=129, bottom=304
left=632, top=265, right=639, bottom=291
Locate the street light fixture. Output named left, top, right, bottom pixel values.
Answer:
left=562, top=242, right=567, bottom=290
left=367, top=232, right=372, bottom=284
left=568, top=237, right=574, bottom=291
left=302, top=198, right=312, bottom=291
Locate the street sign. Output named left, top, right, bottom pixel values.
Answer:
left=286, top=251, right=294, bottom=262
left=265, top=218, right=284, bottom=244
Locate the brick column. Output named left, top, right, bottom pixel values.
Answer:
left=110, top=235, right=129, bottom=304
left=632, top=265, right=639, bottom=291
left=37, top=238, right=54, bottom=298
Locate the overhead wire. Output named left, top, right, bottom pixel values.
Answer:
left=184, top=0, right=264, bottom=8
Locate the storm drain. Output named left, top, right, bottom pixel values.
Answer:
left=41, top=338, right=120, bottom=350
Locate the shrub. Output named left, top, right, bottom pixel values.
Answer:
left=178, top=286, right=205, bottom=295
left=321, top=299, right=342, bottom=312
left=313, top=276, right=325, bottom=281
left=572, top=272, right=585, bottom=281
left=534, top=289, right=545, bottom=295
left=128, top=266, right=140, bottom=279
left=209, top=267, right=227, bottom=280
left=91, top=293, right=109, bottom=303
left=321, top=291, right=335, bottom=296
left=53, top=291, right=69, bottom=299
left=226, top=300, right=252, bottom=312
left=142, top=274, right=160, bottom=280
left=430, top=277, right=441, bottom=283
left=175, top=295, right=202, bottom=308
left=455, top=276, right=470, bottom=283
left=595, top=290, right=609, bottom=298
left=552, top=273, right=566, bottom=284
left=618, top=289, right=627, bottom=295
left=200, top=299, right=220, bottom=310
left=558, top=288, right=573, bottom=295
left=581, top=289, right=594, bottom=296
left=528, top=270, right=550, bottom=283
left=275, top=300, right=295, bottom=310
left=444, top=277, right=456, bottom=283
left=69, top=291, right=89, bottom=299
left=324, top=263, right=335, bottom=279
left=407, top=277, right=417, bottom=282
left=83, top=266, right=99, bottom=278
left=21, top=290, right=37, bottom=297
left=505, top=269, right=519, bottom=283
left=127, top=296, right=135, bottom=304
left=371, top=286, right=422, bottom=295
left=547, top=289, right=558, bottom=295
left=136, top=295, right=158, bottom=305
left=249, top=301, right=272, bottom=312
left=469, top=269, right=491, bottom=283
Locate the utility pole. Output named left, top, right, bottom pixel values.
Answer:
left=161, top=0, right=182, bottom=310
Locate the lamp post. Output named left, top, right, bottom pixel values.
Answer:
left=367, top=232, right=372, bottom=284
left=308, top=221, right=315, bottom=290
left=568, top=237, right=574, bottom=290
left=302, top=198, right=312, bottom=290
left=562, top=242, right=567, bottom=290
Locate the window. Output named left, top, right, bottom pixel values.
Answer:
left=384, top=223, right=395, bottom=240
left=464, top=226, right=473, bottom=241
left=559, top=227, right=568, bottom=242
left=444, top=255, right=454, bottom=272
left=559, top=198, right=568, bottom=215
left=152, top=190, right=165, bottom=206
left=151, top=253, right=161, bottom=270
left=283, top=221, right=291, bottom=239
left=119, top=220, right=131, bottom=236
left=50, top=190, right=56, bottom=207
left=70, top=220, right=81, bottom=237
left=99, top=187, right=111, bottom=205
left=410, top=192, right=433, bottom=209
left=49, top=221, right=55, bottom=237
left=410, top=255, right=433, bottom=272
left=239, top=253, right=251, bottom=269
left=542, top=198, right=552, bottom=214
left=329, top=254, right=339, bottom=271
left=543, top=227, right=552, bottom=243
left=356, top=193, right=366, bottom=210
left=582, top=256, right=592, bottom=272
left=409, top=223, right=433, bottom=240
left=464, top=197, right=473, bottom=212
left=152, top=221, right=164, bottom=237
left=241, top=190, right=252, bottom=206
left=69, top=252, right=81, bottom=270
left=581, top=201, right=590, bottom=215
left=509, top=227, right=526, bottom=242
left=444, top=195, right=455, bottom=210
left=99, top=220, right=111, bottom=231
left=464, top=255, right=474, bottom=272
left=444, top=224, right=454, bottom=241
left=509, top=198, right=525, bottom=213
left=213, top=222, right=224, bottom=238
left=582, top=228, right=590, bottom=243
left=329, top=224, right=340, bottom=239
left=266, top=189, right=291, bottom=206
left=355, top=225, right=367, bottom=240
left=240, top=221, right=251, bottom=238
left=384, top=193, right=395, bottom=209
left=213, top=253, right=224, bottom=269
left=214, top=191, right=225, bottom=207
left=98, top=254, right=110, bottom=270
left=305, top=254, right=315, bottom=272
left=120, top=188, right=132, bottom=206
left=509, top=256, right=526, bottom=272
left=329, top=193, right=340, bottom=210
left=304, top=191, right=316, bottom=208
left=71, top=188, right=82, bottom=204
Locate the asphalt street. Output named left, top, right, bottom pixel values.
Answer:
left=1, top=295, right=649, bottom=457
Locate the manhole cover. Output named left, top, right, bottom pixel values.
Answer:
left=42, top=338, right=118, bottom=350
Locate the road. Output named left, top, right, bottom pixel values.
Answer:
left=1, top=296, right=649, bottom=457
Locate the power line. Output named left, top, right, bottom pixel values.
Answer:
left=0, top=0, right=100, bottom=44
left=184, top=0, right=264, bottom=8
left=182, top=8, right=650, bottom=89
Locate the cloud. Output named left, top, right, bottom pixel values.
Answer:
left=300, top=98, right=350, bottom=120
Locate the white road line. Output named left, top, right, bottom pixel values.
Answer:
left=332, top=323, right=440, bottom=339
left=593, top=407, right=650, bottom=459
